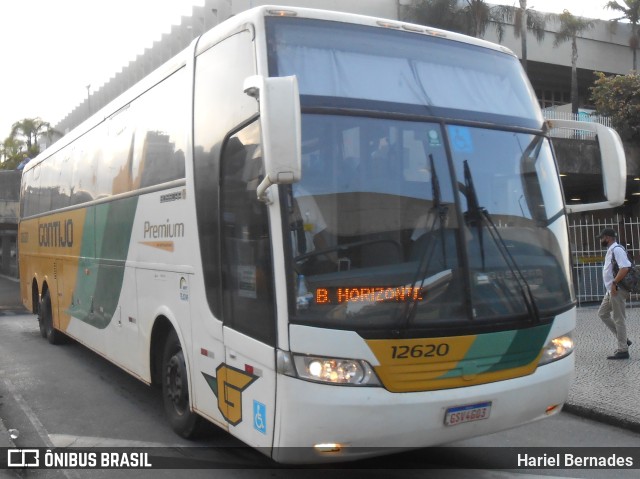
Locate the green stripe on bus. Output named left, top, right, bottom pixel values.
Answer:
left=66, top=197, right=138, bottom=329
left=440, top=323, right=552, bottom=378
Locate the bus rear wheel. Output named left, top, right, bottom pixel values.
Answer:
left=38, top=290, right=63, bottom=345
left=162, top=330, right=201, bottom=438
left=37, top=296, right=47, bottom=339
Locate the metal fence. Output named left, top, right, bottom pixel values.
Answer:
left=569, top=215, right=640, bottom=305
left=542, top=110, right=612, bottom=141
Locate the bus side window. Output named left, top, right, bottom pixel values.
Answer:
left=132, top=69, right=187, bottom=190
left=21, top=167, right=36, bottom=217
left=193, top=29, right=257, bottom=318
left=220, top=122, right=276, bottom=346
left=71, top=140, right=96, bottom=205
left=55, top=152, right=73, bottom=210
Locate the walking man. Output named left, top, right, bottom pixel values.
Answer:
left=598, top=228, right=632, bottom=360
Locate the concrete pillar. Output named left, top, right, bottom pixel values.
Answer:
left=0, top=234, right=10, bottom=275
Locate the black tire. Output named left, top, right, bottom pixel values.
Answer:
left=162, top=330, right=201, bottom=438
left=38, top=290, right=64, bottom=345
left=37, top=294, right=47, bottom=339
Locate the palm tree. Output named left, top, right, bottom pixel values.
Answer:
left=553, top=10, right=596, bottom=114
left=605, top=0, right=640, bottom=71
left=460, top=0, right=512, bottom=41
left=514, top=0, right=548, bottom=73
left=410, top=0, right=514, bottom=43
left=10, top=118, right=54, bottom=158
left=0, top=137, right=25, bottom=170
left=410, top=0, right=464, bottom=33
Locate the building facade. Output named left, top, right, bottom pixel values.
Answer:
left=0, top=171, right=20, bottom=277
left=50, top=0, right=639, bottom=219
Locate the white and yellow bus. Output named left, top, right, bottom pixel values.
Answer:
left=19, top=6, right=626, bottom=463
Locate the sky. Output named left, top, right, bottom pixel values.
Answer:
left=520, top=0, right=620, bottom=20
left=0, top=0, right=625, bottom=143
left=0, top=0, right=205, bottom=141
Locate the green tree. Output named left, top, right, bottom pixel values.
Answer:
left=460, top=0, right=512, bottom=41
left=1, top=117, right=57, bottom=170
left=410, top=0, right=464, bottom=33
left=0, top=137, right=25, bottom=170
left=591, top=71, right=640, bottom=142
left=10, top=117, right=54, bottom=158
left=605, top=0, right=640, bottom=71
left=513, top=0, right=548, bottom=73
left=410, top=0, right=511, bottom=41
left=554, top=10, right=595, bottom=114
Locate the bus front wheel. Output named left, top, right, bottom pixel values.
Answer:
left=162, top=330, right=201, bottom=438
left=38, top=290, right=64, bottom=345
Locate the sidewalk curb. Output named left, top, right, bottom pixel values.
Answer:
left=0, top=273, right=19, bottom=283
left=563, top=403, right=640, bottom=435
left=0, top=415, right=16, bottom=448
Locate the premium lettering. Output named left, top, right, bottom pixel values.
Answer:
left=143, top=219, right=185, bottom=239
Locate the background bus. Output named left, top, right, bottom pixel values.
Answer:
left=19, top=6, right=626, bottom=463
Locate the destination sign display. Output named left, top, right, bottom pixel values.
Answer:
left=314, top=286, right=424, bottom=305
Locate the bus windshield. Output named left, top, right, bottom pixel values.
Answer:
left=268, top=16, right=572, bottom=335
left=267, top=16, right=542, bottom=125
left=285, top=114, right=574, bottom=333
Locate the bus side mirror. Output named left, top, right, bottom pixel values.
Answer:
left=244, top=75, right=301, bottom=203
left=547, top=119, right=627, bottom=214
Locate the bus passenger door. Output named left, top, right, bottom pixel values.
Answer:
left=219, top=123, right=278, bottom=450
left=222, top=326, right=277, bottom=449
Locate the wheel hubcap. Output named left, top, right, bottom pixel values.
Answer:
left=166, top=351, right=188, bottom=415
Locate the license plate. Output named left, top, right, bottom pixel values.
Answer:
left=444, top=401, right=492, bottom=426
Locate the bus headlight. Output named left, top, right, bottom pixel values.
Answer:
left=292, top=355, right=381, bottom=386
left=538, top=333, right=574, bottom=366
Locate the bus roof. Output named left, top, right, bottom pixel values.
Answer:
left=249, top=5, right=517, bottom=56
left=26, top=4, right=517, bottom=175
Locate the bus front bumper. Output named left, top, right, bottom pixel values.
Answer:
left=271, top=353, right=574, bottom=463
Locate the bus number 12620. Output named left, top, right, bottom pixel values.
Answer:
left=391, top=343, right=450, bottom=359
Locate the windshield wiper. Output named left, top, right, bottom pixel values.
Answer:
left=463, top=160, right=486, bottom=270
left=397, top=154, right=449, bottom=330
left=431, top=154, right=449, bottom=268
left=462, top=160, right=541, bottom=323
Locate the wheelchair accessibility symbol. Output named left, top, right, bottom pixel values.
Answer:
left=448, top=125, right=474, bottom=153
left=254, top=400, right=267, bottom=435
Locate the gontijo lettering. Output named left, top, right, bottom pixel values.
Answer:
left=39, top=219, right=73, bottom=247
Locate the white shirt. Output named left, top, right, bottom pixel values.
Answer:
left=295, top=194, right=327, bottom=254
left=603, top=242, right=631, bottom=290
left=291, top=186, right=328, bottom=256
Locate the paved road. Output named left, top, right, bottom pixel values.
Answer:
left=565, top=304, right=640, bottom=432
left=0, top=274, right=22, bottom=312
left=1, top=273, right=640, bottom=477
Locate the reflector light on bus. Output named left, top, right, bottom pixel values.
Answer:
left=545, top=404, right=561, bottom=415
left=267, top=9, right=297, bottom=17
